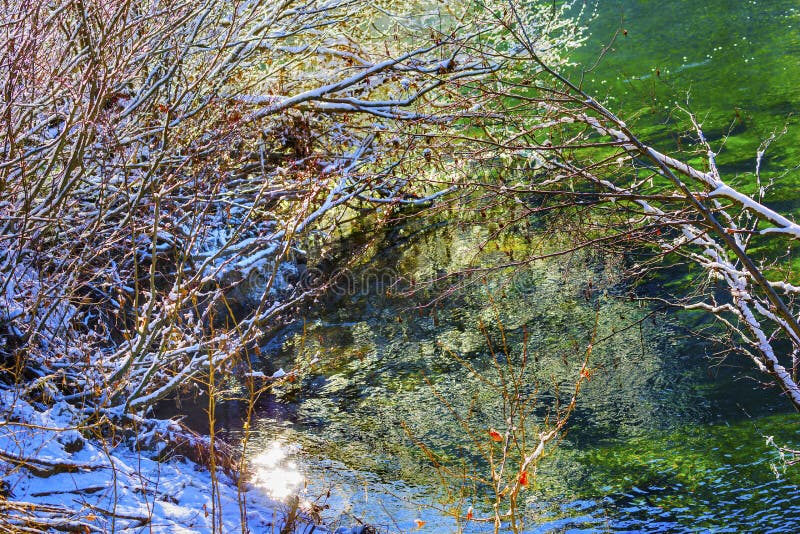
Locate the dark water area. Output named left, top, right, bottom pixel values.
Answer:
left=188, top=1, right=800, bottom=532
left=233, top=218, right=800, bottom=532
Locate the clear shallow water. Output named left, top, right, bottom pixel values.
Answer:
left=237, top=220, right=800, bottom=532
left=236, top=1, right=800, bottom=532
left=572, top=0, right=800, bottom=203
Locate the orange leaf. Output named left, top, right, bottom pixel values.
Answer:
left=488, top=428, right=503, bottom=442
left=518, top=470, right=529, bottom=487
left=414, top=519, right=426, bottom=530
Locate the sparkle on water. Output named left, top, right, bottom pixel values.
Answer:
left=250, top=441, right=304, bottom=500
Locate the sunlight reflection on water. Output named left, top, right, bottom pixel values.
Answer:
left=251, top=441, right=304, bottom=500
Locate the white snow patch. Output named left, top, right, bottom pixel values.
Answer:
left=0, top=390, right=317, bottom=533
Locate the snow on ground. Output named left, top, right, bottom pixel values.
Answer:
left=0, top=389, right=316, bottom=533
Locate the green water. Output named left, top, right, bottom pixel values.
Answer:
left=240, top=1, right=800, bottom=532
left=244, top=221, right=799, bottom=532
left=573, top=0, right=800, bottom=202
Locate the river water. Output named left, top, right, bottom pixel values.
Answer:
left=237, top=1, right=800, bottom=532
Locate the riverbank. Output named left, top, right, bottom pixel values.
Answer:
left=0, top=389, right=305, bottom=533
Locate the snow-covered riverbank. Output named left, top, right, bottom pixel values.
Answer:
left=0, top=389, right=307, bottom=533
